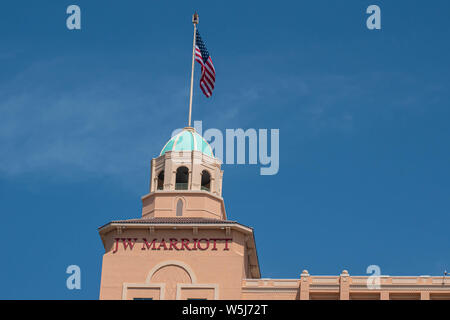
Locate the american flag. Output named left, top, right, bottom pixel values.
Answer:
left=195, top=29, right=215, bottom=98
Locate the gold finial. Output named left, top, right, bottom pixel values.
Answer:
left=193, top=12, right=199, bottom=25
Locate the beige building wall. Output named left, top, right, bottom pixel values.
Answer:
left=99, top=224, right=259, bottom=300
left=241, top=272, right=450, bottom=300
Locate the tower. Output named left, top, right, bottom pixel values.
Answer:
left=98, top=127, right=260, bottom=300
left=144, top=126, right=225, bottom=220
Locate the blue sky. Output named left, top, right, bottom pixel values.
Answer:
left=0, top=0, right=449, bottom=299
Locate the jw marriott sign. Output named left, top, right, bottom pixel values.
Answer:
left=112, top=237, right=233, bottom=253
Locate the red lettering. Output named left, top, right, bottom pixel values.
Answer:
left=121, top=238, right=137, bottom=250
left=113, top=238, right=120, bottom=253
left=157, top=238, right=168, bottom=250
left=197, top=238, right=210, bottom=250
left=192, top=238, right=198, bottom=250
left=117, top=237, right=233, bottom=252
left=142, top=238, right=157, bottom=250
left=169, top=238, right=180, bottom=250
left=224, top=238, right=232, bottom=250
left=180, top=238, right=191, bottom=251
left=210, top=238, right=219, bottom=250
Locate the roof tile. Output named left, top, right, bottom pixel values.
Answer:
left=98, top=217, right=240, bottom=230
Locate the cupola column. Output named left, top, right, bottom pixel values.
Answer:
left=210, top=177, right=215, bottom=194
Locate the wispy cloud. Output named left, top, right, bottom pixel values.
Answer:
left=0, top=56, right=188, bottom=188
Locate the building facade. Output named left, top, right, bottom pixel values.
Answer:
left=98, top=127, right=450, bottom=300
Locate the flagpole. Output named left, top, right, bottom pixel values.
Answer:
left=188, top=12, right=199, bottom=127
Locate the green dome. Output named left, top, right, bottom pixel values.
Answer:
left=160, top=127, right=214, bottom=157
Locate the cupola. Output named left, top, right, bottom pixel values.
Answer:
left=141, top=127, right=226, bottom=220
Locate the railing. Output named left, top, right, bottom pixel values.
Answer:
left=172, top=183, right=210, bottom=191
left=175, top=183, right=188, bottom=190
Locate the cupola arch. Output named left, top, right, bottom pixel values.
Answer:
left=175, top=166, right=189, bottom=190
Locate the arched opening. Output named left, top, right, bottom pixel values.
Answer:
left=175, top=166, right=189, bottom=190
left=176, top=199, right=183, bottom=216
left=201, top=170, right=211, bottom=191
left=157, top=170, right=164, bottom=190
